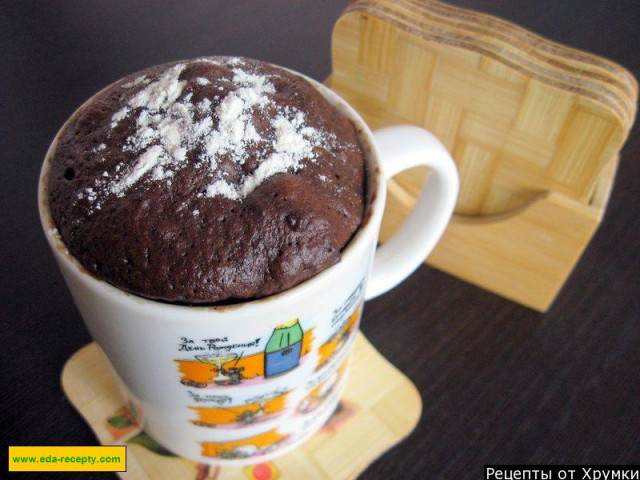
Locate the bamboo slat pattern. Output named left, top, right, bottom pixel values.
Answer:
left=330, top=0, right=637, bottom=310
left=331, top=0, right=636, bottom=215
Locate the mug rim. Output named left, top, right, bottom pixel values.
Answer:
left=38, top=59, right=387, bottom=314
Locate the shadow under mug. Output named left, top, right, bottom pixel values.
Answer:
left=38, top=63, right=459, bottom=466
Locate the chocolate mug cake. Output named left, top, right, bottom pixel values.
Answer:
left=40, top=54, right=458, bottom=466
left=47, top=57, right=366, bottom=303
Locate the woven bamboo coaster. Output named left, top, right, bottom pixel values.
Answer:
left=61, top=332, right=421, bottom=480
left=329, top=0, right=637, bottom=311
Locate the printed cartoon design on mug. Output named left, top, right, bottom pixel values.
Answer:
left=190, top=389, right=291, bottom=429
left=264, top=319, right=305, bottom=378
left=316, top=279, right=365, bottom=371
left=175, top=320, right=313, bottom=388
left=297, top=357, right=349, bottom=415
left=199, top=388, right=342, bottom=460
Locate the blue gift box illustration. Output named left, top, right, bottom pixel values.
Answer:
left=264, top=319, right=304, bottom=378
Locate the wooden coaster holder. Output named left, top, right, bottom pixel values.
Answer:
left=329, top=0, right=637, bottom=311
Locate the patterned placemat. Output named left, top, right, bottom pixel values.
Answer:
left=61, top=332, right=421, bottom=479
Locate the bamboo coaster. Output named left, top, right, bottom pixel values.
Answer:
left=61, top=332, right=421, bottom=480
left=330, top=0, right=637, bottom=311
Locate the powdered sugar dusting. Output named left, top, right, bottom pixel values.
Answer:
left=114, top=145, right=165, bottom=196
left=198, top=67, right=275, bottom=169
left=122, top=75, right=150, bottom=89
left=206, top=179, right=240, bottom=201
left=234, top=113, right=323, bottom=198
left=79, top=59, right=341, bottom=210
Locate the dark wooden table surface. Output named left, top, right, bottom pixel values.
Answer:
left=1, top=1, right=638, bottom=478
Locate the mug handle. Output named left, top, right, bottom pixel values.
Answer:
left=365, top=125, right=459, bottom=301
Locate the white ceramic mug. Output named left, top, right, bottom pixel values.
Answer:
left=38, top=69, right=458, bottom=466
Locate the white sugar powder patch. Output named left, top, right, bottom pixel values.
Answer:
left=81, top=59, right=340, bottom=210
left=122, top=75, right=150, bottom=89
left=116, top=145, right=165, bottom=195
left=197, top=98, right=212, bottom=114
left=199, top=68, right=275, bottom=170
left=232, top=114, right=323, bottom=198
left=110, top=107, right=130, bottom=128
left=206, top=180, right=240, bottom=201
left=129, top=65, right=186, bottom=110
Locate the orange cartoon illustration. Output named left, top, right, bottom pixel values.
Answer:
left=317, top=303, right=362, bottom=371
left=201, top=429, right=290, bottom=459
left=190, top=390, right=290, bottom=429
left=298, top=358, right=349, bottom=415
